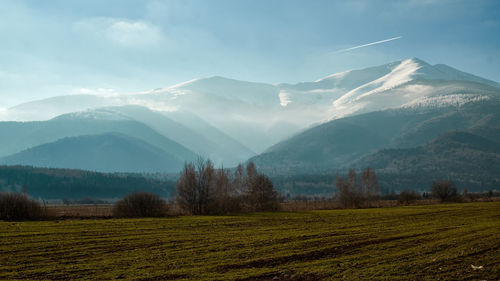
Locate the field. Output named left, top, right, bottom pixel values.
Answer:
left=1, top=202, right=499, bottom=280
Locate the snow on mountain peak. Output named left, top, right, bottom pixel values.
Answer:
left=333, top=58, right=422, bottom=107
left=315, top=70, right=352, bottom=82
left=166, top=78, right=202, bottom=90
left=52, top=108, right=132, bottom=121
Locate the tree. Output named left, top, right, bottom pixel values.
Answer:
left=361, top=167, right=379, bottom=204
left=335, top=169, right=362, bottom=208
left=232, top=163, right=245, bottom=196
left=431, top=180, right=458, bottom=202
left=246, top=161, right=258, bottom=189
left=247, top=173, right=280, bottom=212
left=176, top=158, right=216, bottom=215
left=113, top=191, right=167, bottom=218
left=177, top=160, right=278, bottom=214
left=176, top=162, right=198, bottom=214
left=195, top=157, right=215, bottom=215
left=211, top=167, right=242, bottom=214
left=335, top=168, right=380, bottom=208
left=398, top=190, right=420, bottom=205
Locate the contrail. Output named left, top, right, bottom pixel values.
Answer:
left=334, top=36, right=402, bottom=53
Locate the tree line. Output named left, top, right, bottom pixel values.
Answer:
left=2, top=161, right=498, bottom=220
left=333, top=168, right=485, bottom=207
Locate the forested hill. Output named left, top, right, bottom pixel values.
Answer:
left=0, top=165, right=175, bottom=200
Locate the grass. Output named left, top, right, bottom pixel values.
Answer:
left=1, top=202, right=499, bottom=280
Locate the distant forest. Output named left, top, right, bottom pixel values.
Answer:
left=0, top=165, right=175, bottom=200
left=272, top=171, right=499, bottom=198
left=1, top=165, right=498, bottom=201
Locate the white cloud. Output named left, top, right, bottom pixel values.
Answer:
left=74, top=17, right=163, bottom=47
left=72, top=87, right=116, bottom=96
left=106, top=20, right=162, bottom=47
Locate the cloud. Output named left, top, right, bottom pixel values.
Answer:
left=74, top=17, right=163, bottom=47
left=334, top=36, right=402, bottom=53
left=73, top=87, right=116, bottom=96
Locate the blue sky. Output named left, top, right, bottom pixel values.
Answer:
left=1, top=0, right=499, bottom=107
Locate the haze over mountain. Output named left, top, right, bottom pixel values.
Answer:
left=0, top=113, right=197, bottom=162
left=1, top=58, right=499, bottom=188
left=55, top=105, right=255, bottom=166
left=4, top=58, right=497, bottom=152
left=251, top=100, right=500, bottom=173
left=0, top=133, right=184, bottom=173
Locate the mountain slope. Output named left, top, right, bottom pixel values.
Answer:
left=0, top=116, right=197, bottom=162
left=355, top=129, right=500, bottom=192
left=251, top=100, right=500, bottom=174
left=0, top=133, right=184, bottom=173
left=81, top=105, right=256, bottom=166
left=4, top=94, right=123, bottom=121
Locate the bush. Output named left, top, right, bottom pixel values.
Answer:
left=0, top=192, right=47, bottom=220
left=431, top=180, right=459, bottom=202
left=113, top=192, right=168, bottom=218
left=398, top=190, right=421, bottom=205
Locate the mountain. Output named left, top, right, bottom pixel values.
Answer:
left=4, top=94, right=123, bottom=121
left=0, top=133, right=184, bottom=173
left=327, top=58, right=500, bottom=119
left=74, top=105, right=256, bottom=166
left=250, top=100, right=500, bottom=175
left=150, top=76, right=304, bottom=152
left=3, top=58, right=498, bottom=154
left=355, top=129, right=500, bottom=192
left=0, top=114, right=197, bottom=163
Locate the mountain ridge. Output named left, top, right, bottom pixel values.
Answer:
left=0, top=133, right=185, bottom=173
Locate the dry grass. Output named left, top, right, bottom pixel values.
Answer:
left=47, top=205, right=114, bottom=218
left=45, top=197, right=500, bottom=218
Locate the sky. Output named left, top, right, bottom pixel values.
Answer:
left=1, top=0, right=499, bottom=108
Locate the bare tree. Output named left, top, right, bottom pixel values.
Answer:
left=176, top=159, right=213, bottom=215
left=246, top=161, right=258, bottom=189
left=335, top=169, right=363, bottom=208
left=211, top=166, right=242, bottom=214
left=247, top=173, right=280, bottom=212
left=176, top=162, right=198, bottom=214
left=361, top=167, right=379, bottom=205
left=232, top=163, right=245, bottom=196
left=431, top=180, right=458, bottom=202
left=195, top=157, right=215, bottom=215
left=177, top=159, right=278, bottom=214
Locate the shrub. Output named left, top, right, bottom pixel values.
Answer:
left=0, top=192, right=47, bottom=220
left=431, top=180, right=459, bottom=202
left=398, top=190, right=421, bottom=205
left=113, top=192, right=168, bottom=218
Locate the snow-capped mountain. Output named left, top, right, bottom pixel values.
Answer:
left=328, top=58, right=500, bottom=118
left=1, top=58, right=499, bottom=154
